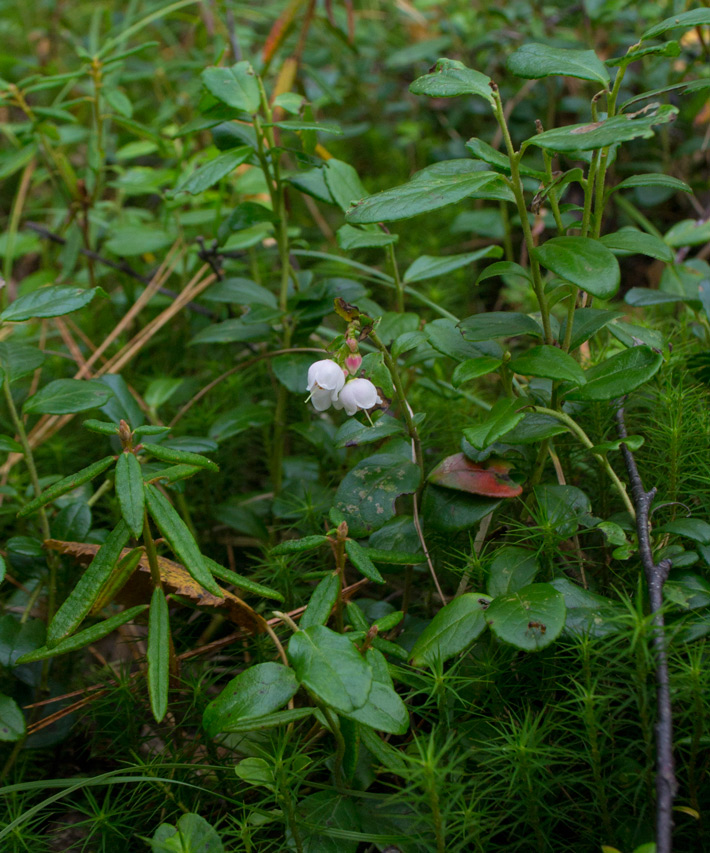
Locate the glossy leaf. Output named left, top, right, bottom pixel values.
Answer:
left=201, top=62, right=260, bottom=113
left=336, top=224, right=398, bottom=250
left=0, top=694, right=25, bottom=742
left=403, top=246, right=502, bottom=283
left=463, top=399, right=526, bottom=450
left=346, top=167, right=513, bottom=223
left=115, top=452, right=145, bottom=537
left=334, top=452, right=421, bottom=537
left=487, top=547, right=540, bottom=598
left=665, top=219, right=710, bottom=248
left=601, top=229, right=673, bottom=263
left=287, top=625, right=372, bottom=714
left=567, top=346, right=663, bottom=401
left=511, top=345, right=586, bottom=385
left=452, top=357, right=503, bottom=386
left=301, top=573, right=340, bottom=628
left=610, top=173, right=691, bottom=195
left=18, top=605, right=148, bottom=663
left=528, top=105, right=678, bottom=152
left=410, top=593, right=490, bottom=666
left=0, top=342, right=45, bottom=381
left=17, top=455, right=115, bottom=518
left=47, top=521, right=131, bottom=646
left=323, top=159, right=368, bottom=213
left=23, top=379, right=113, bottom=415
left=150, top=813, right=225, bottom=853
left=171, top=147, right=251, bottom=195
left=459, top=311, right=543, bottom=341
left=428, top=453, right=522, bottom=497
left=271, top=535, right=329, bottom=555
left=486, top=583, right=566, bottom=651
left=345, top=539, right=385, bottom=584
left=147, top=587, right=170, bottom=723
left=507, top=43, right=609, bottom=85
left=476, top=261, right=531, bottom=284
left=409, top=57, right=494, bottom=104
left=144, top=484, right=221, bottom=596
left=533, top=237, right=620, bottom=299
left=642, top=8, right=710, bottom=41
left=422, top=486, right=500, bottom=533
left=558, top=307, right=623, bottom=351
left=143, top=443, right=219, bottom=473
left=0, top=286, right=104, bottom=322
left=343, top=649, right=409, bottom=734
left=0, top=616, right=45, bottom=667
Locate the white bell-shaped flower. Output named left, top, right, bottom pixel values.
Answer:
left=306, top=359, right=346, bottom=411
left=333, top=377, right=381, bottom=416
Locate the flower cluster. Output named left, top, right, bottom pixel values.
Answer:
left=306, top=359, right=381, bottom=416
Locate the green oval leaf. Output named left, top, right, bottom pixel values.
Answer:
left=0, top=286, right=104, bottom=323
left=403, top=246, right=502, bottom=283
left=170, top=147, right=252, bottom=196
left=334, top=453, right=421, bottom=537
left=642, top=8, right=710, bottom=41
left=147, top=587, right=170, bottom=723
left=566, top=346, right=663, bottom=401
left=486, top=583, right=566, bottom=651
left=410, top=593, right=491, bottom=666
left=409, top=58, right=494, bottom=103
left=600, top=229, right=673, bottom=263
left=507, top=43, right=609, bottom=85
left=452, top=357, right=503, bottom=386
left=533, top=237, right=620, bottom=299
left=202, top=662, right=298, bottom=737
left=487, top=547, right=540, bottom=598
left=115, top=452, right=145, bottom=537
left=287, top=625, right=372, bottom=714
left=528, top=104, right=678, bottom=153
left=346, top=167, right=513, bottom=224
left=510, top=345, right=586, bottom=385
left=0, top=693, right=25, bottom=742
left=201, top=61, right=261, bottom=113
left=23, top=379, right=113, bottom=415
left=459, top=311, right=543, bottom=341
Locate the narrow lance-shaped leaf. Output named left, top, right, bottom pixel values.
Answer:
left=142, top=443, right=219, bottom=472
left=345, top=539, right=385, bottom=584
left=17, top=605, right=148, bottom=663
left=147, top=587, right=170, bottom=723
left=144, top=484, right=221, bottom=595
left=271, top=535, right=328, bottom=555
left=115, top=452, right=145, bottom=537
left=0, top=286, right=105, bottom=323
left=17, top=455, right=115, bottom=518
left=300, top=573, right=341, bottom=629
left=91, top=547, right=144, bottom=614
left=47, top=521, right=131, bottom=647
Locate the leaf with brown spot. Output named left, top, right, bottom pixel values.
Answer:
left=43, top=540, right=266, bottom=634
left=427, top=453, right=523, bottom=498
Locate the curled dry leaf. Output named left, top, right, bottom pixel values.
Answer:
left=43, top=539, right=267, bottom=634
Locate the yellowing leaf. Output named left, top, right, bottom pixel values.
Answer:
left=44, top=539, right=266, bottom=634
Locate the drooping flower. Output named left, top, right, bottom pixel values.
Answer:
left=306, top=359, right=346, bottom=411
left=333, top=377, right=381, bottom=416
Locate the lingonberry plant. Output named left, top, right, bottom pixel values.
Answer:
left=2, top=3, right=710, bottom=852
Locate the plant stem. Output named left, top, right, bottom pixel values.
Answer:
left=491, top=87, right=552, bottom=344
left=3, top=376, right=58, bottom=620
left=369, top=329, right=422, bottom=475
left=320, top=705, right=348, bottom=791
left=142, top=511, right=163, bottom=591
left=387, top=243, right=405, bottom=312
left=530, top=406, right=636, bottom=518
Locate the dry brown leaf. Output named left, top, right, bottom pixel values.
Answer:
left=44, top=540, right=267, bottom=634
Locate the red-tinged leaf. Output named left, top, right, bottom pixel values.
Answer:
left=262, top=0, right=307, bottom=66
left=427, top=453, right=523, bottom=498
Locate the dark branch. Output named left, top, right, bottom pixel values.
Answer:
left=25, top=222, right=215, bottom=317
left=616, top=403, right=677, bottom=853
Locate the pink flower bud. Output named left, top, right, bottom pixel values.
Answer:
left=345, top=354, right=362, bottom=375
